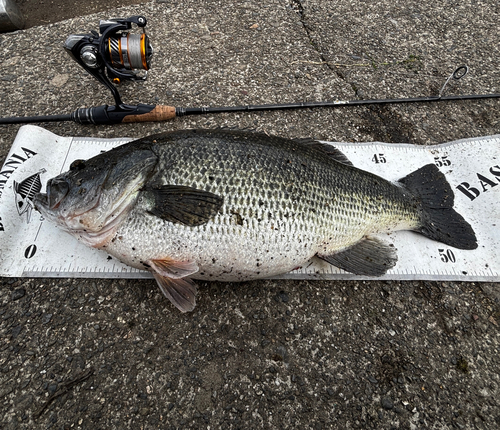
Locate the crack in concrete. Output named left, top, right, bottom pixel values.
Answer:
left=289, top=0, right=357, bottom=96
left=289, top=0, right=331, bottom=69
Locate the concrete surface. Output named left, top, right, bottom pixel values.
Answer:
left=14, top=0, right=139, bottom=29
left=1, top=1, right=499, bottom=428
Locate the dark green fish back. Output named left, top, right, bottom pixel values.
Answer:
left=141, top=129, right=419, bottom=252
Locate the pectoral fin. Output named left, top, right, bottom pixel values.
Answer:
left=317, top=236, right=397, bottom=276
left=144, top=185, right=223, bottom=226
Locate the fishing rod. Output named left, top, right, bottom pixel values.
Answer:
left=0, top=16, right=499, bottom=126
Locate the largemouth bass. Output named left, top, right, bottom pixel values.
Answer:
left=34, top=129, right=477, bottom=312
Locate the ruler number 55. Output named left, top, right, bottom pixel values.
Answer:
left=434, top=156, right=451, bottom=167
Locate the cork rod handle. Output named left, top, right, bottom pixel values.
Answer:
left=121, top=105, right=177, bottom=123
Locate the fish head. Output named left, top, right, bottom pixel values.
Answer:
left=34, top=143, right=157, bottom=237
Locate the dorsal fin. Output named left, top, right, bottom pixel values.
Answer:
left=293, top=138, right=354, bottom=166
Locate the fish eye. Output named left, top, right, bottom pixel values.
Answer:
left=70, top=159, right=86, bottom=171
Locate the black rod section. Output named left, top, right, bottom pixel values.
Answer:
left=1, top=92, right=499, bottom=125
left=0, top=113, right=73, bottom=124
left=176, top=93, right=500, bottom=116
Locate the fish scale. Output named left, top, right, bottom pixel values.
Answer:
left=34, top=129, right=477, bottom=311
left=103, top=130, right=419, bottom=280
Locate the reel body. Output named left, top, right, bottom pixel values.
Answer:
left=64, top=16, right=153, bottom=106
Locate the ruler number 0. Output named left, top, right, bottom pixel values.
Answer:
left=438, top=248, right=456, bottom=263
left=24, top=244, right=37, bottom=259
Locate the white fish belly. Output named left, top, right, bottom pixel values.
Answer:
left=103, top=197, right=411, bottom=281
left=105, top=210, right=320, bottom=281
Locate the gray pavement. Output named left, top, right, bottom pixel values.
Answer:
left=1, top=1, right=499, bottom=428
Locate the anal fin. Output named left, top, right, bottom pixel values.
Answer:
left=317, top=236, right=397, bottom=276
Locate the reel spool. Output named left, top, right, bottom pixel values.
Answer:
left=64, top=16, right=153, bottom=106
left=107, top=31, right=152, bottom=72
left=99, top=16, right=153, bottom=79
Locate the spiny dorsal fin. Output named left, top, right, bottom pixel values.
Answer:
left=293, top=138, right=353, bottom=166
left=144, top=185, right=223, bottom=227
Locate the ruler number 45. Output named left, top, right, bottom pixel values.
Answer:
left=372, top=154, right=386, bottom=164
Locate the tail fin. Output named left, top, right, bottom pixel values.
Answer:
left=399, top=164, right=477, bottom=250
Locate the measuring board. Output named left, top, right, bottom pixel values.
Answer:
left=0, top=125, right=498, bottom=282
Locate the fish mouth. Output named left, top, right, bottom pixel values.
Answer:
left=33, top=178, right=70, bottom=215
left=33, top=192, right=48, bottom=213
left=46, top=178, right=70, bottom=209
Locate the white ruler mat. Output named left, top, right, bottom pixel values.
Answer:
left=0, top=125, right=498, bottom=281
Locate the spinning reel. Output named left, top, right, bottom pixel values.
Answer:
left=64, top=16, right=153, bottom=107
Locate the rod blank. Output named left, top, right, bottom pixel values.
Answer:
left=1, top=93, right=499, bottom=125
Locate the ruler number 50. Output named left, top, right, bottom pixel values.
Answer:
left=438, top=248, right=456, bottom=263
